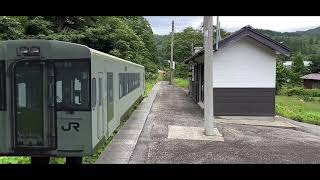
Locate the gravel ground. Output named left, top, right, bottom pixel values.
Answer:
left=129, top=82, right=320, bottom=164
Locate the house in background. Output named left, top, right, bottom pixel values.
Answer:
left=184, top=25, right=290, bottom=117
left=301, top=73, right=320, bottom=89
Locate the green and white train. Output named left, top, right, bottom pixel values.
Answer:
left=0, top=40, right=145, bottom=164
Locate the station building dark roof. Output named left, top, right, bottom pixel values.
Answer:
left=184, top=25, right=291, bottom=64
left=301, top=73, right=320, bottom=81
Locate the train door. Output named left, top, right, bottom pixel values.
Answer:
left=12, top=61, right=56, bottom=150
left=103, top=75, right=108, bottom=136
left=107, top=72, right=114, bottom=125
left=97, top=72, right=103, bottom=140
left=101, top=73, right=107, bottom=137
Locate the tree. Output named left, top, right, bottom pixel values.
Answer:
left=154, top=34, right=169, bottom=69
left=121, top=16, right=159, bottom=65
left=157, top=26, right=230, bottom=78
left=24, top=16, right=53, bottom=36
left=309, top=38, right=314, bottom=45
left=291, top=52, right=305, bottom=86
left=276, top=55, right=289, bottom=92
left=310, top=61, right=320, bottom=73
left=82, top=16, right=158, bottom=77
left=43, top=16, right=97, bottom=32
left=0, top=16, right=24, bottom=40
left=0, top=16, right=159, bottom=79
left=162, top=27, right=203, bottom=63
left=175, top=63, right=189, bottom=78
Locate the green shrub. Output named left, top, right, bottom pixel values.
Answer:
left=279, top=86, right=320, bottom=97
left=175, top=63, right=189, bottom=79
left=0, top=157, right=30, bottom=164
left=300, top=94, right=314, bottom=102
left=173, top=78, right=189, bottom=89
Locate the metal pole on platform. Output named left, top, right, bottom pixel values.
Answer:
left=170, top=20, right=174, bottom=85
left=203, top=16, right=215, bottom=135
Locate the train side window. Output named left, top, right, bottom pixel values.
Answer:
left=125, top=73, right=128, bottom=95
left=119, top=73, right=123, bottom=98
left=92, top=78, right=96, bottom=108
left=128, top=74, right=132, bottom=92
left=119, top=73, right=141, bottom=99
left=0, top=61, right=5, bottom=110
left=122, top=73, right=125, bottom=97
left=98, top=78, right=102, bottom=106
left=132, top=74, right=135, bottom=89
left=17, top=83, right=27, bottom=108
left=128, top=74, right=131, bottom=92
left=134, top=73, right=136, bottom=88
left=132, top=74, right=134, bottom=90
left=74, top=78, right=82, bottom=105
left=56, top=81, right=63, bottom=103
left=122, top=74, right=125, bottom=97
left=121, top=73, right=125, bottom=97
left=136, top=74, right=138, bottom=88
left=105, top=78, right=108, bottom=93
left=134, top=74, right=136, bottom=88
left=127, top=74, right=129, bottom=93
left=133, top=74, right=136, bottom=88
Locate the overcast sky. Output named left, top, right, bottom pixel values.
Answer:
left=144, top=16, right=320, bottom=35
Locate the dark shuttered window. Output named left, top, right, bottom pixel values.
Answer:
left=119, top=73, right=141, bottom=99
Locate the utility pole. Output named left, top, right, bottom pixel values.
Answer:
left=203, top=16, right=215, bottom=136
left=191, top=43, right=194, bottom=55
left=216, top=16, right=220, bottom=50
left=170, top=20, right=174, bottom=85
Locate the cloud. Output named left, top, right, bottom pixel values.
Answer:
left=145, top=16, right=203, bottom=35
left=144, top=16, right=320, bottom=35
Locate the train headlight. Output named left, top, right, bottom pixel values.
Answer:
left=17, top=47, right=40, bottom=56
left=18, top=47, right=29, bottom=55
left=29, top=47, right=40, bottom=55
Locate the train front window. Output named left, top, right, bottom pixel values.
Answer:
left=0, top=61, right=5, bottom=110
left=55, top=60, right=90, bottom=111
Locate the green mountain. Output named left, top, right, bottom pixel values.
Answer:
left=298, top=26, right=320, bottom=37
left=155, top=26, right=320, bottom=62
left=256, top=27, right=320, bottom=59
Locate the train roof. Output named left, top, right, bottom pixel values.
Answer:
left=0, top=39, right=90, bottom=60
left=0, top=39, right=145, bottom=68
left=89, top=48, right=144, bottom=69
